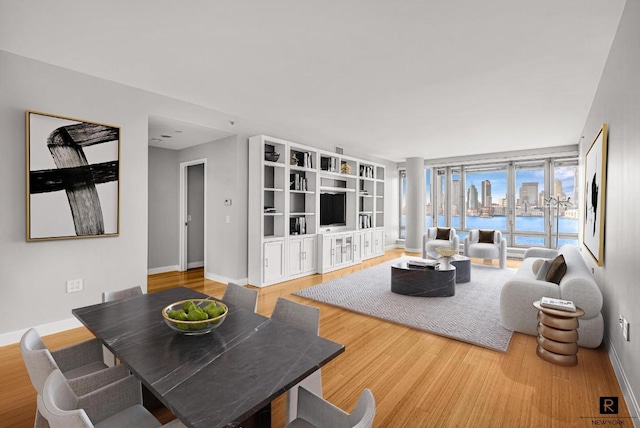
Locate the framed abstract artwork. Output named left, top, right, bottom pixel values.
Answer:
left=582, top=123, right=608, bottom=266
left=26, top=111, right=121, bottom=241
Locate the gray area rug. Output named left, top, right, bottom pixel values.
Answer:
left=294, top=257, right=516, bottom=352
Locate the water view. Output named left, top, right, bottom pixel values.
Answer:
left=401, top=215, right=579, bottom=247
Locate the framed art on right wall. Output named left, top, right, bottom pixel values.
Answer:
left=583, top=123, right=608, bottom=266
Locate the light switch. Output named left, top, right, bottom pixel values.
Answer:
left=187, top=214, right=192, bottom=222
left=224, top=199, right=232, bottom=206
left=225, top=215, right=231, bottom=224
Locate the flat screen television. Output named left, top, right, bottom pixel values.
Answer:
left=320, top=192, right=346, bottom=227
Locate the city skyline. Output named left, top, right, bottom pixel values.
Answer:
left=434, top=168, right=577, bottom=203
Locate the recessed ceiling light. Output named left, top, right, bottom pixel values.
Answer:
left=174, top=130, right=183, bottom=133
left=161, top=134, right=172, bottom=138
left=151, top=138, right=162, bottom=142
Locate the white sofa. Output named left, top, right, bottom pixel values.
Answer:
left=499, top=244, right=604, bottom=348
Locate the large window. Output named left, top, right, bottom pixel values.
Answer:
left=400, top=155, right=579, bottom=249
left=464, top=165, right=508, bottom=232
left=514, top=161, right=546, bottom=246
left=553, top=159, right=579, bottom=247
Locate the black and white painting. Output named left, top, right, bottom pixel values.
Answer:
left=27, top=111, right=120, bottom=240
left=583, top=124, right=607, bottom=266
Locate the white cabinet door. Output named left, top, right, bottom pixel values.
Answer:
left=264, top=240, right=285, bottom=283
left=342, top=234, right=353, bottom=265
left=289, top=238, right=303, bottom=276
left=302, top=236, right=316, bottom=273
left=321, top=236, right=335, bottom=271
left=374, top=229, right=384, bottom=255
left=353, top=232, right=363, bottom=263
left=362, top=230, right=373, bottom=258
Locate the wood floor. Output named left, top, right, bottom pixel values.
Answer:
left=1, top=249, right=630, bottom=427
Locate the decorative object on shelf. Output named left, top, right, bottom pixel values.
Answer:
left=26, top=110, right=120, bottom=241
left=265, top=151, right=280, bottom=162
left=290, top=153, right=299, bottom=165
left=545, top=195, right=573, bottom=249
left=583, top=123, right=608, bottom=266
left=436, top=247, right=457, bottom=270
left=341, top=162, right=351, bottom=175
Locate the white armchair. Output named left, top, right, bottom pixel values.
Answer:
left=464, top=229, right=507, bottom=269
left=422, top=227, right=459, bottom=259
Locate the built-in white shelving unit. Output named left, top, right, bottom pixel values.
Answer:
left=249, top=135, right=386, bottom=286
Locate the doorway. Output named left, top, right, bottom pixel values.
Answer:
left=179, top=159, right=206, bottom=271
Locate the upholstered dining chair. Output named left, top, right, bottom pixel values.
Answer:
left=464, top=229, right=507, bottom=269
left=285, top=386, right=376, bottom=428
left=20, top=328, right=128, bottom=428
left=422, top=227, right=459, bottom=259
left=271, top=298, right=322, bottom=423
left=39, top=369, right=185, bottom=428
left=102, top=285, right=143, bottom=303
left=101, top=285, right=144, bottom=365
left=223, top=282, right=259, bottom=312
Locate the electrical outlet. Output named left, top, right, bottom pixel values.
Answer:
left=66, top=279, right=83, bottom=293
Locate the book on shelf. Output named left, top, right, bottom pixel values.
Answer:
left=539, top=297, right=576, bottom=312
left=290, top=216, right=307, bottom=235
left=264, top=206, right=276, bottom=213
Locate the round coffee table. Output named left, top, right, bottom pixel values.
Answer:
left=390, top=263, right=456, bottom=297
left=533, top=300, right=585, bottom=367
left=425, top=253, right=471, bottom=283
left=449, top=255, right=471, bottom=283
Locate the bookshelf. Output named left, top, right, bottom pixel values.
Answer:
left=249, top=136, right=386, bottom=285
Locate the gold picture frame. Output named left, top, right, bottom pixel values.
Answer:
left=26, top=110, right=121, bottom=241
left=582, top=123, right=608, bottom=266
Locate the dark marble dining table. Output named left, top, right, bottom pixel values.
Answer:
left=72, top=287, right=344, bottom=428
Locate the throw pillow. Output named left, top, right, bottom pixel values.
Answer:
left=532, top=258, right=544, bottom=275
left=545, top=255, right=567, bottom=285
left=535, top=259, right=553, bottom=281
left=436, top=228, right=451, bottom=240
left=478, top=230, right=495, bottom=244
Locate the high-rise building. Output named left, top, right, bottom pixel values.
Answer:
left=519, top=182, right=539, bottom=209
left=452, top=179, right=460, bottom=215
left=554, top=179, right=566, bottom=199
left=467, top=184, right=479, bottom=212
left=481, top=180, right=492, bottom=208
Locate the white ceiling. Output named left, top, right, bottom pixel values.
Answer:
left=0, top=0, right=626, bottom=162
left=148, top=115, right=233, bottom=150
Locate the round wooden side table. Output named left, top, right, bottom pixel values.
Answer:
left=532, top=300, right=585, bottom=367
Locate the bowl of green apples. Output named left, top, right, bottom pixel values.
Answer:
left=161, top=299, right=228, bottom=335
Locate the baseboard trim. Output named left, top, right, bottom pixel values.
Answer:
left=204, top=271, right=248, bottom=286
left=0, top=317, right=83, bottom=347
left=605, top=334, right=640, bottom=424
left=147, top=265, right=180, bottom=275
left=187, top=261, right=204, bottom=269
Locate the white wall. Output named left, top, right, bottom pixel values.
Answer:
left=0, top=51, right=242, bottom=342
left=579, top=0, right=640, bottom=418
left=177, top=136, right=247, bottom=283
left=148, top=147, right=179, bottom=270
